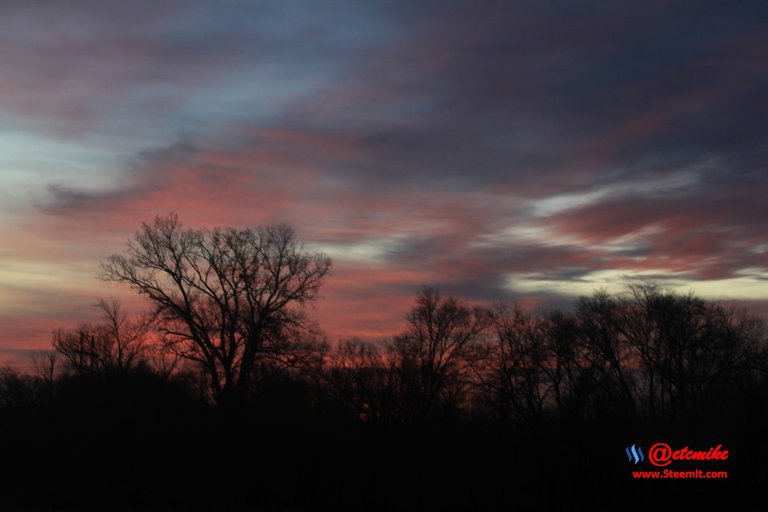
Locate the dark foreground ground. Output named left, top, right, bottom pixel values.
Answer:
left=0, top=368, right=764, bottom=511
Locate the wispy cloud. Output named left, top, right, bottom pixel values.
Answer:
left=2, top=1, right=768, bottom=360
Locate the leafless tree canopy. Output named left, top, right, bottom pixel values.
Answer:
left=391, top=287, right=490, bottom=420
left=53, top=298, right=154, bottom=377
left=9, top=273, right=768, bottom=510
left=100, top=214, right=332, bottom=406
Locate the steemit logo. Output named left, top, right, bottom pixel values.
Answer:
left=626, top=444, right=645, bottom=464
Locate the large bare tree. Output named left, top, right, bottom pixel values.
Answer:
left=391, top=287, right=489, bottom=420
left=101, top=214, right=331, bottom=407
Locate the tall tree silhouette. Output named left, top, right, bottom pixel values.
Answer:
left=485, top=304, right=552, bottom=427
left=616, top=283, right=767, bottom=423
left=391, top=287, right=489, bottom=420
left=575, top=290, right=637, bottom=419
left=101, top=214, right=331, bottom=408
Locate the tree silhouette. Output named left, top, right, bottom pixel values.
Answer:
left=53, top=298, right=154, bottom=378
left=31, top=349, right=58, bottom=403
left=390, top=287, right=489, bottom=421
left=574, top=290, right=637, bottom=419
left=616, top=283, right=768, bottom=423
left=3, top=279, right=768, bottom=510
left=322, top=339, right=401, bottom=423
left=101, top=214, right=331, bottom=408
left=484, top=304, right=552, bottom=427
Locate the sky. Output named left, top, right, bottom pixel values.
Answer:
left=2, top=0, right=768, bottom=366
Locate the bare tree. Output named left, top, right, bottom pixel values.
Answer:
left=321, top=339, right=402, bottom=422
left=485, top=304, right=552, bottom=426
left=53, top=298, right=153, bottom=377
left=575, top=290, right=637, bottom=418
left=615, top=284, right=768, bottom=422
left=31, top=349, right=59, bottom=401
left=101, top=214, right=331, bottom=408
left=390, top=287, right=489, bottom=420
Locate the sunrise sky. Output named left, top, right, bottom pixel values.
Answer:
left=2, top=0, right=767, bottom=366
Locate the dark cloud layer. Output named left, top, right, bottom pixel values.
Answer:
left=2, top=1, right=768, bottom=361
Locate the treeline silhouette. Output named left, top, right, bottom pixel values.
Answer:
left=2, top=216, right=766, bottom=510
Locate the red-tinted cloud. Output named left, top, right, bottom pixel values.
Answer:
left=4, top=0, right=768, bottom=369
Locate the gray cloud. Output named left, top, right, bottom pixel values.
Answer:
left=6, top=0, right=768, bottom=356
